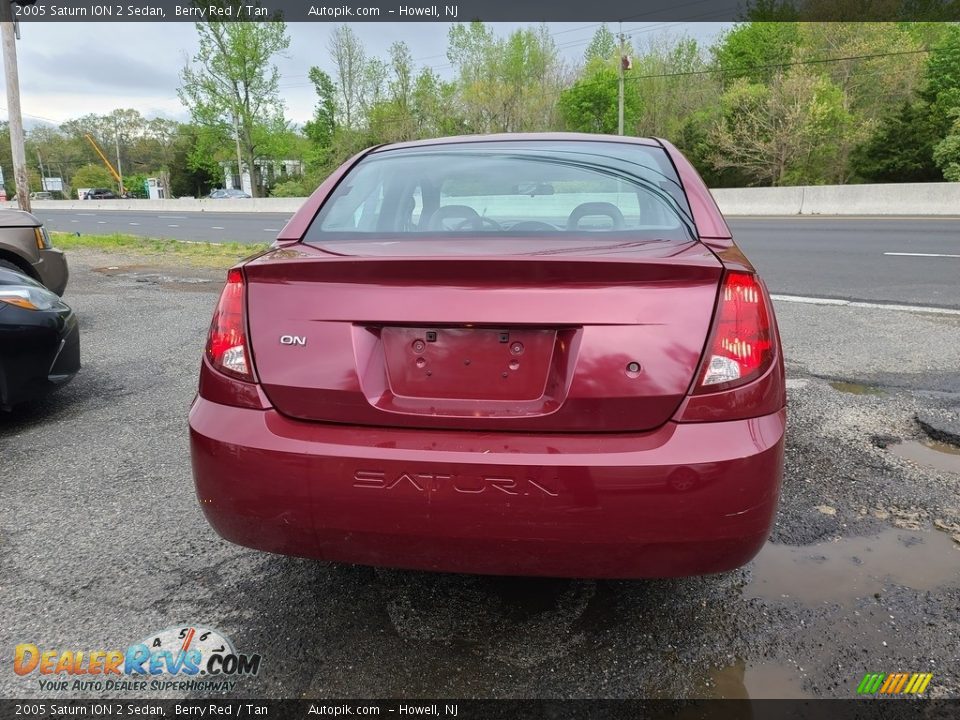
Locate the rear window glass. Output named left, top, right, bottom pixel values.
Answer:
left=304, top=141, right=695, bottom=242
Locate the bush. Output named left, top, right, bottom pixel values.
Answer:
left=270, top=179, right=309, bottom=198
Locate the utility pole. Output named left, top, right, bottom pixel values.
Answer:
left=616, top=25, right=633, bottom=137
left=0, top=2, right=30, bottom=212
left=113, top=118, right=124, bottom=194
left=232, top=113, right=243, bottom=192
left=617, top=24, right=625, bottom=136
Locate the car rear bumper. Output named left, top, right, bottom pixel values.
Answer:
left=36, top=248, right=69, bottom=296
left=189, top=397, right=785, bottom=578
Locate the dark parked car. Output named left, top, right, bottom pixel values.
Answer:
left=190, top=133, right=786, bottom=578
left=0, top=267, right=80, bottom=410
left=0, top=209, right=68, bottom=295
left=85, top=188, right=117, bottom=200
left=208, top=188, right=251, bottom=199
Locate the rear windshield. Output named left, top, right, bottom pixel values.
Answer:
left=304, top=141, right=695, bottom=243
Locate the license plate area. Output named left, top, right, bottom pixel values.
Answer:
left=381, top=327, right=557, bottom=401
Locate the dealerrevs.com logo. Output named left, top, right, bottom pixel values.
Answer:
left=13, top=625, right=261, bottom=693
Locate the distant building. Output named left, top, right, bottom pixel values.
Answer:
left=220, top=159, right=303, bottom=195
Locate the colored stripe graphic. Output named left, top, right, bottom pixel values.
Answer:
left=858, top=673, right=885, bottom=694
left=857, top=672, right=933, bottom=695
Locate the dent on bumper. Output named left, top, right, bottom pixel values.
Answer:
left=189, top=398, right=785, bottom=578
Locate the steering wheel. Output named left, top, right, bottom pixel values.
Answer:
left=455, top=216, right=502, bottom=231
left=510, top=220, right=556, bottom=231
left=566, top=202, right=625, bottom=231
left=428, top=205, right=501, bottom=231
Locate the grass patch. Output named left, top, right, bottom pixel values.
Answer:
left=51, top=232, right=271, bottom=268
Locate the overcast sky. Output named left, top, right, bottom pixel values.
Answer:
left=6, top=22, right=728, bottom=128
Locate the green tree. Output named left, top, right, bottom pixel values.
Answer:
left=304, top=67, right=338, bottom=153
left=933, top=107, right=960, bottom=180
left=328, top=24, right=365, bottom=130
left=178, top=5, right=291, bottom=197
left=169, top=125, right=218, bottom=198
left=71, top=164, right=116, bottom=191
left=711, top=22, right=800, bottom=86
left=559, top=60, right=637, bottom=134
left=709, top=71, right=859, bottom=185
left=584, top=26, right=616, bottom=63
left=447, top=22, right=562, bottom=133
left=632, top=35, right=719, bottom=138
left=851, top=101, right=943, bottom=182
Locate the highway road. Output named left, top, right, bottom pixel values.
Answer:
left=33, top=209, right=960, bottom=309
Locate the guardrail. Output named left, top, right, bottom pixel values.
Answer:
left=6, top=182, right=960, bottom=216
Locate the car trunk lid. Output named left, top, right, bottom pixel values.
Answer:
left=244, top=238, right=722, bottom=432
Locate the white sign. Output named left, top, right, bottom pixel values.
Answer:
left=42, top=177, right=63, bottom=192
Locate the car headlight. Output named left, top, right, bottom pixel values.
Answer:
left=0, top=284, right=60, bottom=311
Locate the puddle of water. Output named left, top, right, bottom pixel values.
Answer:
left=890, top=439, right=960, bottom=475
left=829, top=381, right=884, bottom=395
left=747, top=529, right=959, bottom=608
left=702, top=659, right=812, bottom=699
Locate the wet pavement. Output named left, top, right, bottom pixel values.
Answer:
left=1, top=250, right=959, bottom=700
left=747, top=529, right=959, bottom=608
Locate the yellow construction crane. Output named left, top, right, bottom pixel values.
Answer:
left=83, top=133, right=124, bottom=194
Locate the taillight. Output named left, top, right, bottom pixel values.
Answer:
left=694, top=271, right=773, bottom=393
left=205, top=268, right=254, bottom=381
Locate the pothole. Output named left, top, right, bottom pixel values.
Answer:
left=93, top=265, right=214, bottom=285
left=889, top=439, right=960, bottom=475
left=746, top=528, right=959, bottom=608
left=700, top=658, right=813, bottom=699
left=829, top=381, right=884, bottom=396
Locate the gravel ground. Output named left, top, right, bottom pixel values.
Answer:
left=1, top=249, right=957, bottom=700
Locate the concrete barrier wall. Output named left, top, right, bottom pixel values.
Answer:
left=6, top=182, right=960, bottom=216
left=710, top=187, right=805, bottom=216
left=6, top=197, right=310, bottom=213
left=712, top=182, right=960, bottom=216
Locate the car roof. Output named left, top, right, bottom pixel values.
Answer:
left=0, top=208, right=41, bottom=228
left=371, top=132, right=663, bottom=154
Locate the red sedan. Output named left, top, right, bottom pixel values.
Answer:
left=189, top=134, right=785, bottom=578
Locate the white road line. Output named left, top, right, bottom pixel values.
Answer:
left=728, top=215, right=960, bottom=221
left=884, top=252, right=960, bottom=258
left=771, top=294, right=960, bottom=316
left=70, top=220, right=78, bottom=223
left=76, top=213, right=95, bottom=216
left=168, top=224, right=179, bottom=228
left=211, top=226, right=225, bottom=230
left=263, top=228, right=279, bottom=232
left=97, top=221, right=107, bottom=224
left=129, top=222, right=140, bottom=226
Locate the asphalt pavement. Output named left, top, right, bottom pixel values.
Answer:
left=1, top=248, right=958, bottom=700
left=33, top=209, right=960, bottom=309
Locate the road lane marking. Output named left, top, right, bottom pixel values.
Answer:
left=771, top=294, right=960, bottom=316
left=97, top=221, right=107, bottom=224
left=76, top=213, right=95, bottom=216
left=263, top=228, right=279, bottom=232
left=129, top=222, right=140, bottom=226
left=728, top=215, right=960, bottom=221
left=211, top=226, right=225, bottom=230
left=884, top=252, right=960, bottom=258
left=168, top=224, right=180, bottom=228
left=70, top=220, right=78, bottom=223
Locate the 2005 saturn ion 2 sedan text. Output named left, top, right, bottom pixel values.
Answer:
left=189, top=134, right=785, bottom=578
